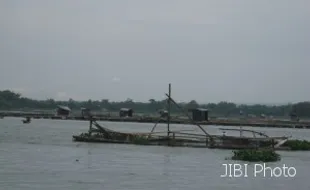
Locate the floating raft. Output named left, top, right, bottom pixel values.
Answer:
left=72, top=119, right=291, bottom=150
left=73, top=84, right=291, bottom=150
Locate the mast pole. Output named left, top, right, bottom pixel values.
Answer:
left=167, top=83, right=171, bottom=137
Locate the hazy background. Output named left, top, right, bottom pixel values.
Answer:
left=0, top=0, right=309, bottom=104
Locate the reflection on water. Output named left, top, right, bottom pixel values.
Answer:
left=162, top=154, right=171, bottom=177
left=0, top=117, right=310, bottom=190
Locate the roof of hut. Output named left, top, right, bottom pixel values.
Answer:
left=196, top=108, right=208, bottom=111
left=158, top=109, right=168, bottom=113
left=188, top=108, right=208, bottom=112
left=57, top=105, right=71, bottom=111
left=120, top=108, right=132, bottom=112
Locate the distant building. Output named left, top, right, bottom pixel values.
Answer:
left=189, top=108, right=208, bottom=121
left=290, top=112, right=299, bottom=122
left=158, top=109, right=168, bottom=118
left=247, top=114, right=256, bottom=118
left=56, top=105, right=71, bottom=117
left=81, top=108, right=91, bottom=118
left=119, top=108, right=133, bottom=117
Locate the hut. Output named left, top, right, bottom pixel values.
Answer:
left=56, top=105, right=71, bottom=117
left=119, top=108, right=133, bottom=117
left=189, top=108, right=208, bottom=122
left=81, top=108, right=91, bottom=118
left=158, top=109, right=168, bottom=118
left=290, top=112, right=299, bottom=122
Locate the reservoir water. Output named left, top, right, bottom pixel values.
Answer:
left=1, top=117, right=310, bottom=190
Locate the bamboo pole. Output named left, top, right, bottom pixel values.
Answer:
left=89, top=119, right=92, bottom=136
left=167, top=83, right=171, bottom=137
left=165, top=93, right=211, bottom=137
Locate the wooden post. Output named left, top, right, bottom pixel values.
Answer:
left=167, top=83, right=171, bottom=137
left=164, top=94, right=211, bottom=136
left=240, top=111, right=243, bottom=137
left=89, top=117, right=93, bottom=136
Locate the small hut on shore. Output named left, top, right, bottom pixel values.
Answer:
left=56, top=105, right=71, bottom=117
left=189, top=108, right=208, bottom=122
left=290, top=112, right=299, bottom=122
left=119, top=108, right=133, bottom=117
left=81, top=108, right=91, bottom=118
left=158, top=109, right=168, bottom=118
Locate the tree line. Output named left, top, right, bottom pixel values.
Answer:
left=0, top=90, right=310, bottom=117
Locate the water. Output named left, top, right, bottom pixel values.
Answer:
left=1, top=117, right=310, bottom=190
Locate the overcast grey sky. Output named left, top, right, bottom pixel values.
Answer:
left=0, top=0, right=309, bottom=104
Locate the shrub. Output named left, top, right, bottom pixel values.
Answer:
left=284, top=140, right=310, bottom=150
left=231, top=149, right=281, bottom=162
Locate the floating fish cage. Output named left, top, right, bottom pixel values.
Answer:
left=73, top=84, right=291, bottom=150
left=72, top=117, right=290, bottom=150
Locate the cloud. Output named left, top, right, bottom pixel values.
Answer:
left=11, top=87, right=27, bottom=93
left=112, top=77, right=121, bottom=82
left=54, top=91, right=86, bottom=100
left=0, top=0, right=309, bottom=103
left=56, top=91, right=68, bottom=99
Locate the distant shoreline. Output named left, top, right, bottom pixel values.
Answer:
left=2, top=113, right=310, bottom=129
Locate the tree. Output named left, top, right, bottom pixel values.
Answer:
left=68, top=98, right=76, bottom=109
left=0, top=90, right=307, bottom=117
left=149, top=99, right=156, bottom=104
left=186, top=100, right=199, bottom=109
left=125, top=98, right=133, bottom=103
left=292, top=102, right=310, bottom=118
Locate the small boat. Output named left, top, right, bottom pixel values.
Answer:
left=22, top=117, right=31, bottom=124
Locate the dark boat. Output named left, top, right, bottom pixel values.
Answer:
left=22, top=117, right=31, bottom=124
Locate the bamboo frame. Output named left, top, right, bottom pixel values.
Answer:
left=73, top=83, right=291, bottom=150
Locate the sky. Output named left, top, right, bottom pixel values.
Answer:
left=0, top=0, right=309, bottom=104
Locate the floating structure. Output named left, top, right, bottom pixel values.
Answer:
left=158, top=109, right=168, bottom=118
left=81, top=108, right=91, bottom=119
left=56, top=105, right=71, bottom=117
left=22, top=116, right=31, bottom=124
left=73, top=84, right=291, bottom=150
left=119, top=108, right=133, bottom=117
left=290, top=112, right=299, bottom=122
left=189, top=108, right=209, bottom=121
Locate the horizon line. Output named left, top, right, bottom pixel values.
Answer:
left=1, top=89, right=306, bottom=106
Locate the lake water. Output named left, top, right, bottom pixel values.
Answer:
left=1, top=117, right=310, bottom=190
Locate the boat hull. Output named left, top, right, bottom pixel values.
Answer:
left=72, top=135, right=291, bottom=150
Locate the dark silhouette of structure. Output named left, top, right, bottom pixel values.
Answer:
left=119, top=108, right=133, bottom=117
left=290, top=112, right=299, bottom=122
left=81, top=108, right=91, bottom=118
left=56, top=105, right=71, bottom=117
left=189, top=108, right=208, bottom=121
left=158, top=109, right=168, bottom=118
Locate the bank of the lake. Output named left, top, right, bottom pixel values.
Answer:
left=1, top=113, right=310, bottom=129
